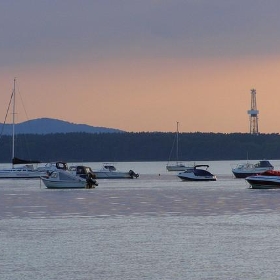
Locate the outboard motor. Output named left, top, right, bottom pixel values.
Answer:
left=128, top=170, right=139, bottom=179
left=86, top=172, right=98, bottom=188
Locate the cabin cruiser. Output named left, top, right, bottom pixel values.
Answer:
left=69, top=165, right=98, bottom=185
left=245, top=170, right=280, bottom=189
left=41, top=168, right=98, bottom=189
left=37, top=161, right=68, bottom=173
left=177, top=165, right=216, bottom=181
left=92, top=164, right=139, bottom=179
left=232, top=160, right=274, bottom=178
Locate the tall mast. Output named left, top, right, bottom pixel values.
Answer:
left=176, top=121, right=179, bottom=163
left=12, top=78, right=16, bottom=164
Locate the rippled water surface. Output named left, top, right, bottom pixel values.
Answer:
left=2, top=160, right=280, bottom=279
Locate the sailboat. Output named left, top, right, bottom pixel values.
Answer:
left=166, top=122, right=193, bottom=172
left=0, top=79, right=46, bottom=179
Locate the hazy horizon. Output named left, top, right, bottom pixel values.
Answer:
left=1, top=1, right=280, bottom=133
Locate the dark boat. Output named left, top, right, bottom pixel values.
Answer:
left=177, top=165, right=216, bottom=181
left=245, top=170, right=280, bottom=189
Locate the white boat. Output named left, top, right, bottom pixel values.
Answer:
left=166, top=162, right=190, bottom=172
left=177, top=165, right=217, bottom=181
left=0, top=79, right=46, bottom=179
left=0, top=164, right=46, bottom=179
left=166, top=122, right=192, bottom=171
left=37, top=161, right=69, bottom=173
left=41, top=169, right=97, bottom=189
left=232, top=160, right=274, bottom=178
left=245, top=170, right=280, bottom=189
left=92, top=164, right=139, bottom=179
left=68, top=165, right=98, bottom=186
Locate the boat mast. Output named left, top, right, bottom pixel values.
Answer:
left=12, top=78, right=16, bottom=166
left=176, top=121, right=179, bottom=164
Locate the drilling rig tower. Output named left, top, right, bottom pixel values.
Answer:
left=247, top=89, right=259, bottom=134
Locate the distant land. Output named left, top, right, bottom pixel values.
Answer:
left=0, top=118, right=124, bottom=135
left=1, top=130, right=280, bottom=163
left=1, top=118, right=280, bottom=163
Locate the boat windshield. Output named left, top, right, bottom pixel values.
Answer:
left=104, top=165, right=116, bottom=171
left=50, top=172, right=58, bottom=178
left=255, top=161, right=273, bottom=168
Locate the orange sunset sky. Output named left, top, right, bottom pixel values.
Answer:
left=1, top=1, right=280, bottom=133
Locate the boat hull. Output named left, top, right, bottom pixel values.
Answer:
left=93, top=171, right=134, bottom=179
left=41, top=177, right=87, bottom=189
left=40, top=169, right=93, bottom=189
left=177, top=175, right=216, bottom=181
left=246, top=176, right=280, bottom=189
left=232, top=171, right=262, bottom=179
left=232, top=160, right=274, bottom=178
left=92, top=166, right=139, bottom=179
left=178, top=165, right=217, bottom=182
left=0, top=169, right=46, bottom=179
left=166, top=165, right=190, bottom=172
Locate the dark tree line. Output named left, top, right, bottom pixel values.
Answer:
left=0, top=132, right=280, bottom=163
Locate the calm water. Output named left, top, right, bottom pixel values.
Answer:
left=2, top=160, right=280, bottom=280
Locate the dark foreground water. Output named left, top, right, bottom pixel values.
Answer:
left=2, top=161, right=280, bottom=279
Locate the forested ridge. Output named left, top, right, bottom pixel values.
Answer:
left=1, top=132, right=280, bottom=163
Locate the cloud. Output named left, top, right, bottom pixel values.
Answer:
left=1, top=0, right=280, bottom=67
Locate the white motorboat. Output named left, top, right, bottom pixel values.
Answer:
left=92, top=164, right=139, bottom=179
left=37, top=161, right=68, bottom=172
left=232, top=160, right=274, bottom=178
left=0, top=79, right=45, bottom=179
left=69, top=165, right=98, bottom=185
left=177, top=165, right=217, bottom=181
left=166, top=122, right=192, bottom=171
left=245, top=170, right=280, bottom=189
left=41, top=169, right=97, bottom=189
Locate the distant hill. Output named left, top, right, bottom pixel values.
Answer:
left=0, top=118, right=124, bottom=135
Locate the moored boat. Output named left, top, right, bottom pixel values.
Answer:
left=41, top=169, right=97, bottom=189
left=69, top=165, right=98, bottom=185
left=166, top=122, right=192, bottom=171
left=177, top=165, right=216, bottom=181
left=166, top=162, right=192, bottom=172
left=0, top=164, right=46, bottom=179
left=232, top=160, right=274, bottom=178
left=92, top=164, right=139, bottom=179
left=245, top=170, right=280, bottom=189
left=0, top=79, right=45, bottom=179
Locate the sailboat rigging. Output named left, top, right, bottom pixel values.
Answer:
left=0, top=78, right=44, bottom=178
left=166, top=122, right=193, bottom=172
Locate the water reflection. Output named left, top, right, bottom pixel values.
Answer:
left=1, top=173, right=280, bottom=219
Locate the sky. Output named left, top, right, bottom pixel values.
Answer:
left=1, top=0, right=280, bottom=133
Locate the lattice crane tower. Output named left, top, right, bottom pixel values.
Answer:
left=247, top=89, right=259, bottom=134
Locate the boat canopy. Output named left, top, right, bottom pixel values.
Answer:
left=255, top=160, right=273, bottom=168
left=12, top=157, right=41, bottom=165
left=194, top=165, right=209, bottom=169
